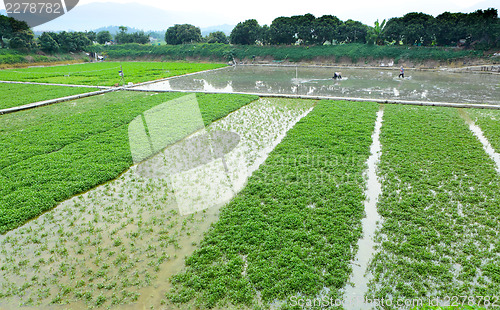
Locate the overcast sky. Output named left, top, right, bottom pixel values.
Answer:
left=1, top=0, right=497, bottom=28
left=75, top=0, right=493, bottom=25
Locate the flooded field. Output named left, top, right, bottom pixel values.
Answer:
left=134, top=65, right=500, bottom=104
left=0, top=98, right=314, bottom=309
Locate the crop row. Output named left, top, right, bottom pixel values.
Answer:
left=0, top=97, right=314, bottom=309
left=167, top=100, right=379, bottom=308
left=0, top=62, right=225, bottom=86
left=368, top=105, right=500, bottom=306
left=0, top=92, right=258, bottom=233
left=0, top=83, right=99, bottom=110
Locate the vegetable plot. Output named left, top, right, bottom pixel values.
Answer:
left=0, top=83, right=99, bottom=110
left=0, top=97, right=313, bottom=309
left=168, top=100, right=379, bottom=308
left=368, top=105, right=500, bottom=306
left=0, top=92, right=258, bottom=233
left=0, top=62, right=226, bottom=86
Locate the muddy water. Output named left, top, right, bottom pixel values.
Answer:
left=343, top=107, right=384, bottom=309
left=459, top=109, right=500, bottom=174
left=134, top=66, right=500, bottom=105
left=0, top=98, right=314, bottom=310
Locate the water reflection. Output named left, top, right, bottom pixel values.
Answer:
left=135, top=66, right=500, bottom=104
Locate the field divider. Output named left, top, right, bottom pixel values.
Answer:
left=0, top=80, right=111, bottom=89
left=459, top=109, right=500, bottom=174
left=0, top=87, right=120, bottom=115
left=0, top=67, right=231, bottom=115
left=126, top=87, right=500, bottom=110
left=127, top=66, right=230, bottom=88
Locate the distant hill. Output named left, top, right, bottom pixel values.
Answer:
left=201, top=24, right=234, bottom=36
left=32, top=2, right=228, bottom=32
left=92, top=26, right=149, bottom=35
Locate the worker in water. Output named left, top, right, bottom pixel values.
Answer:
left=399, top=66, right=404, bottom=78
left=333, top=72, right=342, bottom=80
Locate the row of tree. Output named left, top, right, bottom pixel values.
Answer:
left=0, top=15, right=34, bottom=49
left=1, top=15, right=152, bottom=52
left=164, top=9, right=499, bottom=48
left=1, top=8, right=498, bottom=53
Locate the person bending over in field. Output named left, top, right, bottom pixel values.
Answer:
left=333, top=72, right=342, bottom=80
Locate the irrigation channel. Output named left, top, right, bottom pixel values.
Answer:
left=459, top=109, right=500, bottom=174
left=0, top=98, right=314, bottom=309
left=344, top=107, right=384, bottom=309
left=132, top=65, right=500, bottom=106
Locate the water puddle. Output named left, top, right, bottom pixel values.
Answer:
left=134, top=66, right=500, bottom=105
left=459, top=109, right=500, bottom=174
left=0, top=98, right=314, bottom=310
left=343, top=106, right=384, bottom=309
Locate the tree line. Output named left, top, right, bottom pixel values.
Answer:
left=165, top=9, right=499, bottom=48
left=1, top=8, right=498, bottom=54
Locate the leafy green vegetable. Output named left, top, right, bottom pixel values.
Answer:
left=0, top=62, right=226, bottom=86
left=0, top=84, right=99, bottom=110
left=168, top=100, right=379, bottom=308
left=368, top=105, right=500, bottom=305
left=0, top=91, right=258, bottom=233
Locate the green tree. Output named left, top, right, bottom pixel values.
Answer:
left=85, top=31, right=97, bottom=43
left=367, top=19, right=386, bottom=45
left=96, top=30, right=112, bottom=44
left=38, top=32, right=59, bottom=53
left=337, top=19, right=368, bottom=43
left=0, top=15, right=32, bottom=49
left=314, top=15, right=342, bottom=44
left=269, top=16, right=296, bottom=44
left=165, top=24, right=202, bottom=45
left=115, top=26, right=132, bottom=44
left=9, top=30, right=35, bottom=50
left=230, top=19, right=262, bottom=45
left=292, top=13, right=316, bottom=44
left=206, top=31, right=229, bottom=44
left=131, top=31, right=150, bottom=44
left=51, top=31, right=91, bottom=52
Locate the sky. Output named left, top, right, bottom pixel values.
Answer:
left=1, top=0, right=497, bottom=29
left=75, top=0, right=491, bottom=25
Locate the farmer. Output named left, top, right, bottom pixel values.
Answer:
left=333, top=72, right=342, bottom=80
left=399, top=66, right=404, bottom=78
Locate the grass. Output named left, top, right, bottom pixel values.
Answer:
left=167, top=100, right=379, bottom=308
left=0, top=62, right=226, bottom=86
left=0, top=91, right=258, bottom=233
left=0, top=83, right=99, bottom=110
left=102, top=43, right=483, bottom=64
left=367, top=105, right=500, bottom=307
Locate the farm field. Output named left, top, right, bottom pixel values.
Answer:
left=168, top=100, right=380, bottom=308
left=0, top=62, right=226, bottom=87
left=0, top=60, right=499, bottom=310
left=0, top=91, right=258, bottom=233
left=368, top=105, right=500, bottom=307
left=0, top=97, right=315, bottom=309
left=0, top=83, right=100, bottom=110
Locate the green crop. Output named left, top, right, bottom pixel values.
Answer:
left=0, top=83, right=99, bottom=110
left=367, top=105, right=500, bottom=306
left=0, top=91, right=258, bottom=233
left=0, top=62, right=226, bottom=87
left=167, top=100, right=379, bottom=308
left=468, top=109, right=500, bottom=154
